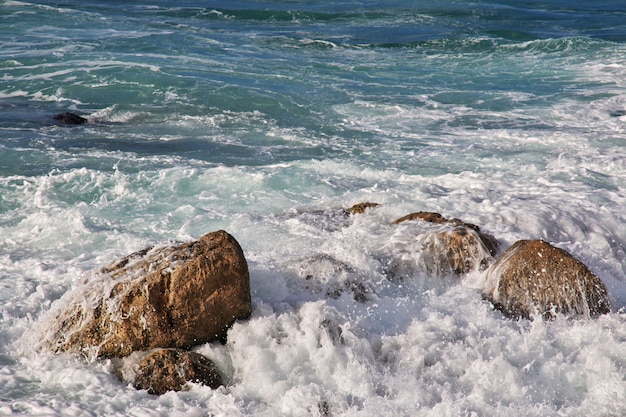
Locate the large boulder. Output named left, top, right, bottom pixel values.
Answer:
left=483, top=240, right=611, bottom=319
left=391, top=212, right=499, bottom=275
left=42, top=230, right=251, bottom=359
left=117, top=348, right=223, bottom=395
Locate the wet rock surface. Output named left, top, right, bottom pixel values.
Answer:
left=117, top=348, right=223, bottom=395
left=391, top=211, right=499, bottom=275
left=482, top=239, right=611, bottom=319
left=44, top=230, right=251, bottom=358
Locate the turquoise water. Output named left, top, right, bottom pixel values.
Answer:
left=2, top=1, right=626, bottom=415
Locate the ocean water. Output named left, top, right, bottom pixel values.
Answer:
left=2, top=0, right=626, bottom=415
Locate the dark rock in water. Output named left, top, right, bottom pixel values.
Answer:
left=117, top=348, right=223, bottom=395
left=344, top=202, right=380, bottom=215
left=391, top=211, right=499, bottom=275
left=42, top=230, right=251, bottom=359
left=482, top=239, right=611, bottom=320
left=609, top=109, right=626, bottom=118
left=51, top=112, right=88, bottom=125
left=318, top=400, right=331, bottom=417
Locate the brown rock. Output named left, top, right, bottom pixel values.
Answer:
left=44, top=230, right=251, bottom=359
left=393, top=211, right=452, bottom=225
left=393, top=211, right=498, bottom=257
left=344, top=202, right=380, bottom=215
left=483, top=240, right=611, bottom=319
left=117, top=348, right=223, bottom=395
left=392, top=211, right=499, bottom=275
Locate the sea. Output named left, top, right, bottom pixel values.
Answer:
left=1, top=0, right=626, bottom=416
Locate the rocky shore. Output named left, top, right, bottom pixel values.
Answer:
left=35, top=203, right=611, bottom=395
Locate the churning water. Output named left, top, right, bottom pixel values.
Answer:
left=1, top=1, right=626, bottom=415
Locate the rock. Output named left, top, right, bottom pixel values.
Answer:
left=393, top=212, right=450, bottom=225
left=117, top=348, right=223, bottom=395
left=344, top=202, right=380, bottom=215
left=51, top=112, right=88, bottom=125
left=43, top=230, right=251, bottom=359
left=286, top=254, right=373, bottom=302
left=391, top=212, right=499, bottom=275
left=284, top=202, right=380, bottom=234
left=392, top=212, right=499, bottom=256
left=482, top=240, right=611, bottom=319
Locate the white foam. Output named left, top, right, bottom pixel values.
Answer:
left=2, top=3, right=626, bottom=414
left=0, top=89, right=29, bottom=98
left=2, top=142, right=625, bottom=415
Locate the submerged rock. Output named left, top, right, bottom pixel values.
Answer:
left=391, top=211, right=499, bottom=275
left=117, top=348, right=223, bottom=395
left=51, top=112, right=88, bottom=125
left=344, top=202, right=380, bottom=215
left=482, top=239, right=611, bottom=319
left=43, top=230, right=251, bottom=359
left=287, top=254, right=373, bottom=302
